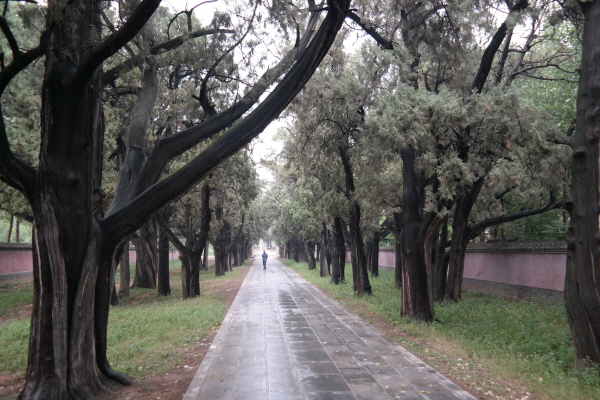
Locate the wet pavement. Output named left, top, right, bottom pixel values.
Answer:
left=183, top=255, right=476, bottom=400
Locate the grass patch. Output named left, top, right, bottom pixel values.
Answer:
left=0, top=318, right=29, bottom=373
left=0, top=259, right=251, bottom=378
left=0, top=282, right=33, bottom=317
left=282, top=258, right=600, bottom=400
left=107, top=294, right=225, bottom=377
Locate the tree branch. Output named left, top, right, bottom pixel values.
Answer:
left=346, top=10, right=393, bottom=49
left=130, top=8, right=325, bottom=196
left=0, top=16, right=20, bottom=58
left=471, top=0, right=529, bottom=92
left=467, top=191, right=557, bottom=240
left=102, top=0, right=352, bottom=239
left=101, top=27, right=234, bottom=87
left=74, top=0, right=162, bottom=87
left=156, top=212, right=187, bottom=255
left=0, top=104, right=35, bottom=200
left=0, top=42, right=44, bottom=96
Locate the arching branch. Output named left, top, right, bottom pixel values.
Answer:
left=102, top=0, right=352, bottom=240
left=101, top=27, right=234, bottom=86
left=74, top=0, right=162, bottom=87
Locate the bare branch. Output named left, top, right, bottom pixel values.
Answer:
left=0, top=41, right=44, bottom=96
left=472, top=0, right=529, bottom=92
left=102, top=0, right=352, bottom=239
left=101, top=27, right=234, bottom=86
left=0, top=16, right=20, bottom=58
left=74, top=0, right=162, bottom=87
left=467, top=191, right=558, bottom=240
left=346, top=10, right=393, bottom=50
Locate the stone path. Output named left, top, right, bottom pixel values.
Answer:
left=183, top=255, right=476, bottom=400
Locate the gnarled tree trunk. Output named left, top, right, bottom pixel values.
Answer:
left=399, top=147, right=435, bottom=322
left=565, top=0, right=600, bottom=370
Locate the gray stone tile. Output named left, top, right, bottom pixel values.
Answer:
left=305, top=392, right=356, bottom=400
left=299, top=374, right=351, bottom=392
left=294, top=360, right=340, bottom=375
left=339, top=368, right=377, bottom=384
left=286, top=333, right=319, bottom=342
left=290, top=348, right=332, bottom=363
left=231, top=388, right=266, bottom=400
left=349, top=383, right=393, bottom=400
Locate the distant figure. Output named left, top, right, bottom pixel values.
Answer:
left=262, top=251, right=268, bottom=269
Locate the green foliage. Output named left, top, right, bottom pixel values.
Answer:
left=283, top=259, right=600, bottom=400
left=0, top=211, right=33, bottom=243
left=498, top=208, right=568, bottom=241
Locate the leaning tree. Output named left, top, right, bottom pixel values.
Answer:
left=0, top=0, right=352, bottom=398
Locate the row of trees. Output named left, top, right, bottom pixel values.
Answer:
left=0, top=0, right=353, bottom=398
left=262, top=0, right=600, bottom=373
left=1, top=0, right=600, bottom=397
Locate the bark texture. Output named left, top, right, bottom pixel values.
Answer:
left=399, top=147, right=435, bottom=322
left=565, top=0, right=600, bottom=370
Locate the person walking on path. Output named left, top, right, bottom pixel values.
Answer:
left=262, top=250, right=268, bottom=269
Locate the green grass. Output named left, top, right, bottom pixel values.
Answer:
left=282, top=258, right=600, bottom=400
left=0, top=282, right=34, bottom=316
left=106, top=293, right=225, bottom=377
left=0, top=259, right=251, bottom=379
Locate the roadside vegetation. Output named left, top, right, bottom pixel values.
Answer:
left=0, top=259, right=252, bottom=383
left=282, top=259, right=600, bottom=400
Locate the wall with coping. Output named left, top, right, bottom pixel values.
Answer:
left=3, top=241, right=567, bottom=296
left=463, top=242, right=566, bottom=292
left=0, top=243, right=33, bottom=275
left=0, top=246, right=180, bottom=277
left=345, top=241, right=567, bottom=293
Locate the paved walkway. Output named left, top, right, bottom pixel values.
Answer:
left=183, top=255, right=476, bottom=400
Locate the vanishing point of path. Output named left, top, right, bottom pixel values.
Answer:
left=183, top=255, right=476, bottom=400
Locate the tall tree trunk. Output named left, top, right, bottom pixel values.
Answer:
left=15, top=217, right=20, bottom=243
left=348, top=202, right=372, bottom=295
left=320, top=223, right=331, bottom=277
left=118, top=242, right=130, bottom=297
left=565, top=0, right=600, bottom=370
left=399, top=147, right=434, bottom=322
left=157, top=215, right=171, bottom=296
left=444, top=180, right=484, bottom=303
left=214, top=207, right=226, bottom=276
left=387, top=212, right=403, bottom=289
left=131, top=220, right=157, bottom=289
left=304, top=240, right=316, bottom=270
left=6, top=215, right=13, bottom=242
left=433, top=217, right=449, bottom=303
left=369, top=235, right=379, bottom=278
left=330, top=217, right=346, bottom=284
left=394, top=236, right=403, bottom=289
left=202, top=243, right=209, bottom=270
left=18, top=2, right=137, bottom=395
left=339, top=144, right=371, bottom=295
